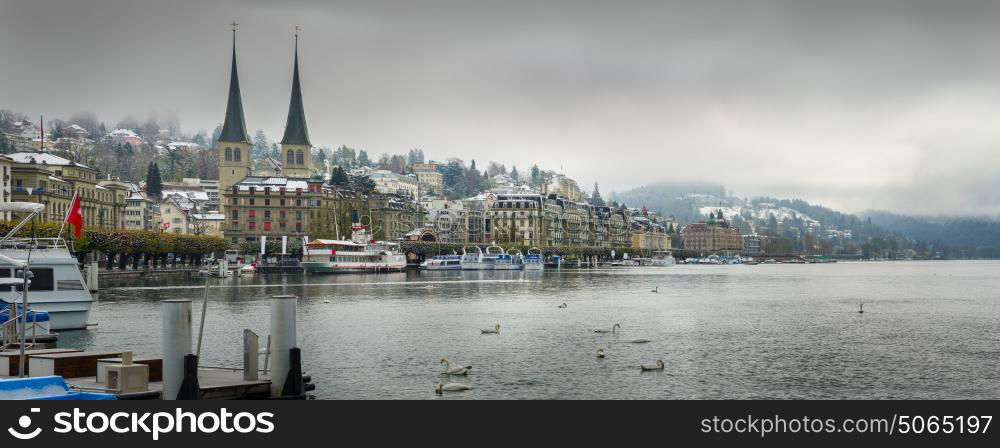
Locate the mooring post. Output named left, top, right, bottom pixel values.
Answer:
left=86, top=251, right=100, bottom=292
left=243, top=329, right=259, bottom=381
left=269, top=295, right=297, bottom=397
left=162, top=299, right=192, bottom=400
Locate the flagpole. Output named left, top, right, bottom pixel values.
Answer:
left=57, top=190, right=76, bottom=240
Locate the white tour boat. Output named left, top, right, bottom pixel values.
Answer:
left=461, top=246, right=492, bottom=270
left=650, top=250, right=676, bottom=267
left=494, top=248, right=524, bottom=271
left=421, top=254, right=463, bottom=271
left=301, top=223, right=406, bottom=273
left=523, top=247, right=545, bottom=271
left=0, top=203, right=93, bottom=330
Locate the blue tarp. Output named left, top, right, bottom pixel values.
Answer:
left=0, top=301, right=50, bottom=323
left=0, top=376, right=115, bottom=400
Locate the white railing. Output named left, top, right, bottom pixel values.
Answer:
left=0, top=237, right=71, bottom=251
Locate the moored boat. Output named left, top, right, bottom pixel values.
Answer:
left=301, top=221, right=406, bottom=273
left=422, top=254, right=463, bottom=270
left=523, top=247, right=545, bottom=271
left=0, top=203, right=93, bottom=331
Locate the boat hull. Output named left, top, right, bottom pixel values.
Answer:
left=301, top=262, right=406, bottom=274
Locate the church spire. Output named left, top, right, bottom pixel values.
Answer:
left=219, top=21, right=250, bottom=143
left=281, top=28, right=311, bottom=146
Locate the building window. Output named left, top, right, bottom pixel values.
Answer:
left=296, top=150, right=304, bottom=165
left=248, top=210, right=256, bottom=218
left=287, top=150, right=294, bottom=164
left=234, top=148, right=242, bottom=161
left=249, top=221, right=256, bottom=230
left=264, top=222, right=271, bottom=231
left=225, top=147, right=232, bottom=161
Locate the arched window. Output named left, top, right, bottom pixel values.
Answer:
left=235, top=148, right=242, bottom=161
left=287, top=150, right=295, bottom=165
left=225, top=147, right=232, bottom=161
left=296, top=150, right=304, bottom=165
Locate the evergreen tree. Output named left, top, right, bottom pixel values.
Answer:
left=530, top=165, right=541, bottom=187
left=328, top=166, right=350, bottom=186
left=591, top=182, right=605, bottom=207
left=147, top=163, right=163, bottom=198
left=510, top=165, right=519, bottom=182
left=358, top=150, right=371, bottom=167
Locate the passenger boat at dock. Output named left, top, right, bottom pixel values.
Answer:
left=649, top=250, right=676, bottom=267
left=421, top=254, right=463, bottom=270
left=523, top=247, right=545, bottom=271
left=301, top=223, right=406, bottom=273
left=461, top=245, right=499, bottom=270
left=0, top=203, right=93, bottom=331
left=494, top=249, right=524, bottom=271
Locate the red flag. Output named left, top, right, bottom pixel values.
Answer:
left=66, top=192, right=83, bottom=237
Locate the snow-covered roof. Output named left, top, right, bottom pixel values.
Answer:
left=7, top=152, right=87, bottom=168
left=233, top=176, right=310, bottom=191
left=191, top=213, right=225, bottom=220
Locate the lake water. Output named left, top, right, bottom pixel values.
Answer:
left=60, top=261, right=1000, bottom=400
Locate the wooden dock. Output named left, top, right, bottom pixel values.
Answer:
left=64, top=367, right=273, bottom=400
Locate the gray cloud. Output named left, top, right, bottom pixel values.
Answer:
left=2, top=0, right=1000, bottom=216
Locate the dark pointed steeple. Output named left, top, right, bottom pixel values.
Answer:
left=281, top=31, right=311, bottom=146
left=219, top=23, right=250, bottom=143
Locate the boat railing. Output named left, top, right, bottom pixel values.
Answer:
left=0, top=308, right=48, bottom=350
left=0, top=237, right=72, bottom=252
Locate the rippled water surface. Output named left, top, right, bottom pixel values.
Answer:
left=60, top=261, right=1000, bottom=399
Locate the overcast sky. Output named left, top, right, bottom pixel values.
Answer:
left=2, top=0, right=1000, bottom=216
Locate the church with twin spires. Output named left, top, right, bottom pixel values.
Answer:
left=216, top=27, right=335, bottom=246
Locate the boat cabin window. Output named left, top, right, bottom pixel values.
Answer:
left=0, top=268, right=54, bottom=292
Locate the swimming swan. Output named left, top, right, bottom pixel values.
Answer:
left=435, top=383, right=472, bottom=394
left=558, top=303, right=567, bottom=309
left=440, top=357, right=472, bottom=376
left=481, top=324, right=501, bottom=334
left=596, top=348, right=606, bottom=359
left=640, top=360, right=665, bottom=371
left=859, top=303, right=864, bottom=314
left=592, top=323, right=621, bottom=334
left=651, top=287, right=659, bottom=293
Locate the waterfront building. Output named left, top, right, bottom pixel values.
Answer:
left=222, top=176, right=335, bottom=246
left=681, top=210, right=743, bottom=252
left=489, top=193, right=546, bottom=247
left=743, top=233, right=763, bottom=255
left=8, top=152, right=126, bottom=228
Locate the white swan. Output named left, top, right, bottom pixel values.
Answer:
left=435, top=383, right=472, bottom=394
left=558, top=303, right=567, bottom=309
left=640, top=360, right=665, bottom=371
left=481, top=324, right=501, bottom=334
left=630, top=339, right=652, bottom=344
left=592, top=323, right=621, bottom=334
left=440, top=357, right=472, bottom=376
left=596, top=348, right=605, bottom=359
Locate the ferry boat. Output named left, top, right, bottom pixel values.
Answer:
left=523, top=248, right=544, bottom=271
left=494, top=249, right=524, bottom=271
left=649, top=250, right=676, bottom=267
left=422, top=254, right=463, bottom=271
left=301, top=223, right=406, bottom=273
left=0, top=203, right=93, bottom=331
left=461, top=245, right=501, bottom=270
